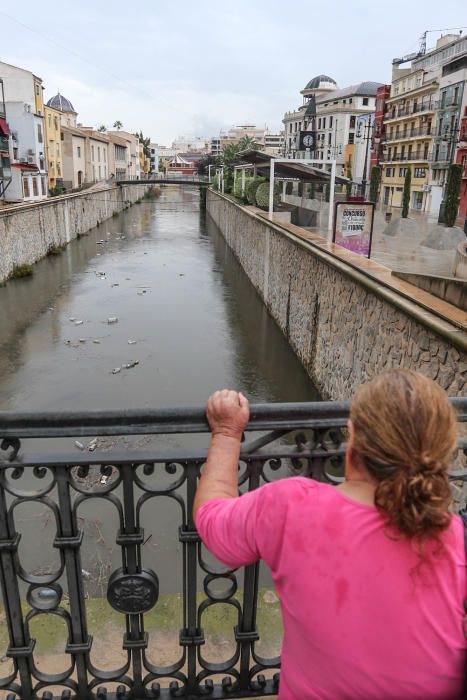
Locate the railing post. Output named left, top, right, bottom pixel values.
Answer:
left=0, top=486, right=34, bottom=699
left=55, top=470, right=92, bottom=698
left=236, top=460, right=262, bottom=691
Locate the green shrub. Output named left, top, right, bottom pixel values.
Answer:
left=346, top=169, right=352, bottom=198
left=255, top=181, right=280, bottom=211
left=445, top=163, right=462, bottom=227
left=324, top=183, right=330, bottom=203
left=10, top=264, right=33, bottom=279
left=47, top=244, right=66, bottom=256
left=308, top=183, right=315, bottom=199
left=285, top=182, right=293, bottom=195
left=212, top=174, right=220, bottom=191
left=246, top=176, right=266, bottom=205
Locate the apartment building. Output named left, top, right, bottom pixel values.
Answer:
left=380, top=33, right=467, bottom=213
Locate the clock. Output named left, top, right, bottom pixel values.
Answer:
left=303, top=134, right=314, bottom=147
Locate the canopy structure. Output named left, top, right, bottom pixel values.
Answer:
left=233, top=150, right=349, bottom=232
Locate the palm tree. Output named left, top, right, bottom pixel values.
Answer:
left=113, top=121, right=123, bottom=130
left=238, top=135, right=261, bottom=152
left=97, top=125, right=107, bottom=132
left=137, top=131, right=151, bottom=159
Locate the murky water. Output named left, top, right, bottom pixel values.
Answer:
left=0, top=187, right=318, bottom=411
left=0, top=187, right=319, bottom=601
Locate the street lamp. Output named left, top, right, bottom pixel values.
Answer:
left=356, top=120, right=373, bottom=198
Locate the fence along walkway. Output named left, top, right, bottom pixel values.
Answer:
left=0, top=400, right=465, bottom=699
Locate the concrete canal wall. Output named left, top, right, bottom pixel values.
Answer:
left=0, top=184, right=149, bottom=282
left=207, top=190, right=467, bottom=400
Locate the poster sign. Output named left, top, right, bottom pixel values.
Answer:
left=333, top=201, right=375, bottom=258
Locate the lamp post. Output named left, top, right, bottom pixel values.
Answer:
left=356, top=119, right=373, bottom=198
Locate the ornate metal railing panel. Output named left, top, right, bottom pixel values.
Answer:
left=0, top=400, right=466, bottom=700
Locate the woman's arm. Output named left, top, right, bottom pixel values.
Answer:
left=193, top=390, right=250, bottom=521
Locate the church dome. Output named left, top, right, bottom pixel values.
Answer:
left=46, top=93, right=76, bottom=113
left=304, top=75, right=337, bottom=91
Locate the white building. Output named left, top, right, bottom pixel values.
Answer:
left=283, top=75, right=338, bottom=157
left=0, top=61, right=48, bottom=201
left=172, top=136, right=210, bottom=153
left=263, top=131, right=285, bottom=156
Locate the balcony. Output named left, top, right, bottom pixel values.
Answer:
left=383, top=127, right=432, bottom=142
left=380, top=152, right=432, bottom=163
left=384, top=101, right=438, bottom=122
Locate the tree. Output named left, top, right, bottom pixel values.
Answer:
left=97, top=125, right=107, bottom=132
left=137, top=131, right=151, bottom=158
left=113, top=121, right=123, bottom=130
left=369, top=166, right=381, bottom=203
left=401, top=168, right=411, bottom=218
left=444, top=163, right=462, bottom=227
left=346, top=168, right=352, bottom=198
left=198, top=154, right=218, bottom=175
left=237, top=135, right=261, bottom=153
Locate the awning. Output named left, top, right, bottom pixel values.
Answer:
left=0, top=118, right=10, bottom=136
left=237, top=150, right=349, bottom=184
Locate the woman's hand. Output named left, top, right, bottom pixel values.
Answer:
left=207, top=390, right=250, bottom=441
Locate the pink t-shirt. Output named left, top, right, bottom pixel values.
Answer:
left=196, top=477, right=466, bottom=699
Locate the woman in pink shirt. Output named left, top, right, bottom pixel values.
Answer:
left=194, top=369, right=466, bottom=699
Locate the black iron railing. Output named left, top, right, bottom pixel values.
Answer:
left=0, top=401, right=466, bottom=700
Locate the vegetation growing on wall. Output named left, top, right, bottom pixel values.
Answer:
left=9, top=264, right=34, bottom=279
left=285, top=182, right=293, bottom=195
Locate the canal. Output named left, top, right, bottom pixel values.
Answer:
left=0, top=188, right=319, bottom=672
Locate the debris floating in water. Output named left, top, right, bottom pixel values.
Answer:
left=127, top=339, right=137, bottom=345
left=79, top=338, right=86, bottom=343
left=75, top=320, right=83, bottom=326
left=112, top=367, right=121, bottom=374
left=123, top=360, right=139, bottom=369
left=74, top=440, right=85, bottom=451
left=88, top=438, right=98, bottom=452
left=92, top=339, right=101, bottom=344
left=107, top=317, right=118, bottom=324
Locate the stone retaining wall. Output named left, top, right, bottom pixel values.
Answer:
left=0, top=184, right=149, bottom=282
left=207, top=190, right=467, bottom=400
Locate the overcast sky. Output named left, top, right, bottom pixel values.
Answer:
left=0, top=1, right=465, bottom=145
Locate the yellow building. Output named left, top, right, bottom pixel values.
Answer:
left=33, top=75, right=44, bottom=116
left=380, top=67, right=438, bottom=211
left=44, top=106, right=63, bottom=190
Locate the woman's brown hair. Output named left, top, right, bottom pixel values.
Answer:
left=350, top=369, right=457, bottom=541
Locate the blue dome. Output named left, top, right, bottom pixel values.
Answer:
left=46, top=93, right=76, bottom=113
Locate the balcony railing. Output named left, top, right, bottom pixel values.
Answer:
left=0, top=402, right=465, bottom=700
left=383, top=127, right=432, bottom=142
left=385, top=101, right=438, bottom=121
left=380, top=152, right=432, bottom=163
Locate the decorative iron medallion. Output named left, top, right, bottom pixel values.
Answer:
left=107, top=568, right=159, bottom=614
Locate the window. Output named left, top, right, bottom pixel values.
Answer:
left=41, top=177, right=46, bottom=195
left=385, top=167, right=393, bottom=177
left=362, top=97, right=369, bottom=106
left=57, top=163, right=61, bottom=176
left=23, top=178, right=30, bottom=198
left=413, top=168, right=426, bottom=178
left=330, top=116, right=333, bottom=128
left=348, top=133, right=355, bottom=144
left=399, top=167, right=408, bottom=177
left=54, top=117, right=58, bottom=131
left=349, top=115, right=356, bottom=129
left=77, top=146, right=81, bottom=157
left=37, top=124, right=43, bottom=143
left=91, top=145, right=95, bottom=159
left=349, top=98, right=352, bottom=104
left=48, top=115, right=51, bottom=128
left=318, top=118, right=321, bottom=129
left=322, top=118, right=326, bottom=129
left=328, top=133, right=332, bottom=145
left=32, top=177, right=38, bottom=196
left=39, top=157, right=44, bottom=170
left=35, top=84, right=39, bottom=96
left=98, top=146, right=101, bottom=161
